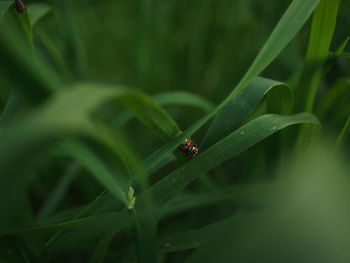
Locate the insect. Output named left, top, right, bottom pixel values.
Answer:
left=178, top=138, right=199, bottom=159
left=14, top=0, right=27, bottom=14
left=178, top=138, right=194, bottom=153
left=185, top=144, right=199, bottom=159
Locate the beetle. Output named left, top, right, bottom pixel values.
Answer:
left=185, top=144, right=199, bottom=159
left=178, top=137, right=194, bottom=153
left=14, top=0, right=27, bottom=14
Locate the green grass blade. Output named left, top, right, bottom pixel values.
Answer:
left=334, top=114, right=350, bottom=149
left=0, top=1, right=12, bottom=23
left=226, top=0, right=320, bottom=101
left=27, top=2, right=50, bottom=27
left=61, top=141, right=129, bottom=206
left=36, top=162, right=81, bottom=222
left=154, top=91, right=215, bottom=112
left=114, top=91, right=215, bottom=128
left=133, top=0, right=321, bottom=178
left=0, top=23, right=63, bottom=95
left=140, top=113, right=320, bottom=207
left=131, top=111, right=216, bottom=181
left=302, top=0, right=340, bottom=113
left=89, top=231, right=116, bottom=263
left=334, top=37, right=350, bottom=57
left=201, top=77, right=292, bottom=149
left=0, top=84, right=179, bottom=226
left=0, top=211, right=128, bottom=234
left=162, top=219, right=230, bottom=252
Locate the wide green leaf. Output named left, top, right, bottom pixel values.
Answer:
left=0, top=84, right=179, bottom=226
left=133, top=0, right=321, bottom=180
left=201, top=77, right=292, bottom=149
left=139, top=113, right=320, bottom=207
left=225, top=0, right=320, bottom=101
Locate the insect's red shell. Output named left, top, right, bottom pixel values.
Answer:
left=178, top=137, right=199, bottom=159
left=186, top=145, right=199, bottom=158
left=178, top=138, right=194, bottom=153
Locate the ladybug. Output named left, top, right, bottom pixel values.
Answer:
left=185, top=144, right=199, bottom=159
left=178, top=137, right=194, bottom=153
left=178, top=137, right=199, bottom=159
left=14, top=0, right=27, bottom=14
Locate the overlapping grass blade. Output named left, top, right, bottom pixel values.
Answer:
left=89, top=231, right=116, bottom=263
left=201, top=77, right=292, bottom=149
left=0, top=84, right=180, bottom=225
left=334, top=37, right=350, bottom=57
left=162, top=219, right=230, bottom=252
left=298, top=0, right=340, bottom=113
left=37, top=162, right=81, bottom=222
left=133, top=0, right=321, bottom=178
left=60, top=141, right=129, bottom=206
left=0, top=211, right=128, bottom=234
left=114, top=91, right=215, bottom=128
left=139, top=113, right=319, bottom=207
left=0, top=1, right=12, bottom=22
left=0, top=20, right=63, bottom=95
left=27, top=2, right=51, bottom=27
left=225, top=0, right=320, bottom=101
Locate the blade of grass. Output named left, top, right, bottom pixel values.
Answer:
left=139, top=113, right=320, bottom=207
left=60, top=141, right=129, bottom=206
left=133, top=0, right=321, bottom=180
left=201, top=77, right=292, bottom=149
left=89, top=231, right=116, bottom=263
left=302, top=0, right=340, bottom=113
left=0, top=84, right=179, bottom=228
left=296, top=0, right=340, bottom=147
left=334, top=114, right=350, bottom=150
left=225, top=0, right=320, bottom=101
left=27, top=2, right=50, bottom=27
left=37, top=162, right=81, bottom=222
left=114, top=91, right=215, bottom=128
left=162, top=219, right=230, bottom=252
left=0, top=1, right=12, bottom=23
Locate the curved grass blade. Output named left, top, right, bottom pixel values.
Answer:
left=27, top=2, right=50, bottom=27
left=0, top=211, right=128, bottom=234
left=60, top=141, right=129, bottom=206
left=89, top=231, right=116, bottom=263
left=133, top=0, right=321, bottom=179
left=114, top=91, right=215, bottom=128
left=0, top=21, right=63, bottom=96
left=300, top=0, right=340, bottom=113
left=160, top=183, right=271, bottom=220
left=8, top=3, right=33, bottom=47
left=333, top=37, right=350, bottom=57
left=225, top=0, right=320, bottom=101
left=154, top=91, right=215, bottom=112
left=0, top=84, right=179, bottom=227
left=334, top=114, right=350, bottom=150
left=139, top=114, right=320, bottom=207
left=37, top=162, right=81, bottom=222
left=201, top=77, right=292, bottom=149
left=0, top=1, right=12, bottom=23
left=162, top=219, right=230, bottom=252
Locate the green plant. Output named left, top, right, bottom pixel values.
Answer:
left=0, top=0, right=349, bottom=262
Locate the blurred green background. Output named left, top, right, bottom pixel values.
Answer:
left=0, top=0, right=350, bottom=262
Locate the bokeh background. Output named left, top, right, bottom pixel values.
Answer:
left=0, top=0, right=350, bottom=262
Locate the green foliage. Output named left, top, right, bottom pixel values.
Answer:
left=0, top=0, right=349, bottom=262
